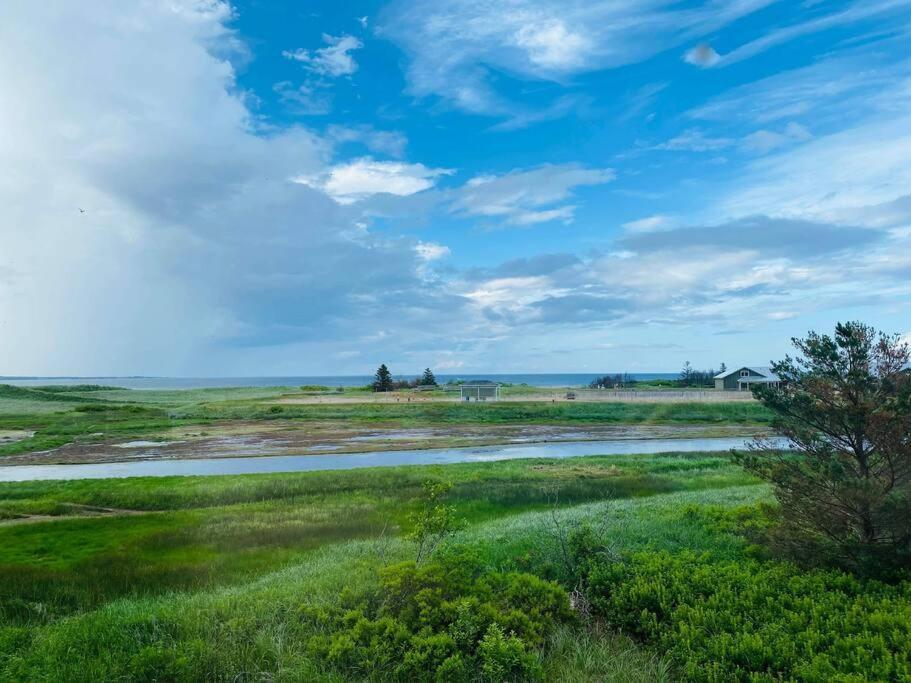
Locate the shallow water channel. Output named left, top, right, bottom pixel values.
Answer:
left=0, top=436, right=788, bottom=482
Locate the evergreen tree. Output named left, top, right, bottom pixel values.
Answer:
left=719, top=362, right=727, bottom=374
left=679, top=361, right=694, bottom=386
left=419, top=367, right=437, bottom=386
left=738, top=322, right=911, bottom=575
left=372, top=364, right=393, bottom=392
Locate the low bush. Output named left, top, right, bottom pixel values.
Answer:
left=582, top=550, right=911, bottom=682
left=300, top=551, right=573, bottom=681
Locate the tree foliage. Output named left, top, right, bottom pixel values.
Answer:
left=419, top=367, right=438, bottom=387
left=678, top=362, right=716, bottom=387
left=373, top=363, right=394, bottom=392
left=739, top=321, right=911, bottom=575
left=588, top=373, right=633, bottom=389
left=408, top=480, right=462, bottom=564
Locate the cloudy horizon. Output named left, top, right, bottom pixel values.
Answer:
left=2, top=0, right=910, bottom=376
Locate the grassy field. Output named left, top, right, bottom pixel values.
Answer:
left=2, top=446, right=909, bottom=681
left=0, top=452, right=755, bottom=620
left=3, top=386, right=906, bottom=680
left=0, top=451, right=756, bottom=680
left=0, top=383, right=772, bottom=458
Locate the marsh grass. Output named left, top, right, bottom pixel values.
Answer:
left=0, top=381, right=772, bottom=459
left=542, top=624, right=672, bottom=682
left=0, top=453, right=758, bottom=629
left=2, top=483, right=751, bottom=682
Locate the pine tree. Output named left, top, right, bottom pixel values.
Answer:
left=373, top=364, right=393, bottom=392
left=738, top=322, right=911, bottom=575
left=720, top=362, right=727, bottom=373
left=680, top=361, right=694, bottom=386
left=419, top=367, right=437, bottom=386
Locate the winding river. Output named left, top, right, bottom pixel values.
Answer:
left=0, top=436, right=788, bottom=482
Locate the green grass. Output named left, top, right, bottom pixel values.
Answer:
left=3, top=448, right=906, bottom=681
left=1, top=482, right=753, bottom=681
left=0, top=381, right=772, bottom=458
left=0, top=452, right=758, bottom=624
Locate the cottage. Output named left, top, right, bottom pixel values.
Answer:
left=714, top=366, right=782, bottom=391
left=459, top=381, right=501, bottom=401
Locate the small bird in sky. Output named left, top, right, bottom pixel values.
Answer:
left=78, top=208, right=86, bottom=214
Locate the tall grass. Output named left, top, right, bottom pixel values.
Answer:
left=3, top=484, right=752, bottom=681
left=0, top=454, right=760, bottom=626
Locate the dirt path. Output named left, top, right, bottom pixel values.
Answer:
left=0, top=503, right=151, bottom=526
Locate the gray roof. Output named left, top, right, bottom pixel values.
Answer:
left=460, top=380, right=502, bottom=387
left=715, top=366, right=781, bottom=381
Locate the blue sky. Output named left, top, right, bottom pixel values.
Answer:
left=1, top=0, right=910, bottom=375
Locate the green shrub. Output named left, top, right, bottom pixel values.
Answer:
left=300, top=553, right=572, bottom=681
left=582, top=551, right=911, bottom=682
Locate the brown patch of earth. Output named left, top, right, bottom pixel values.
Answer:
left=0, top=421, right=770, bottom=466
left=0, top=430, right=34, bottom=444
left=0, top=503, right=149, bottom=526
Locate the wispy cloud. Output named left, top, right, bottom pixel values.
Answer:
left=655, top=129, right=735, bottom=152
left=690, top=51, right=911, bottom=127
left=273, top=80, right=332, bottom=115
left=720, top=115, right=911, bottom=224
left=451, top=164, right=614, bottom=226
left=326, top=125, right=408, bottom=158
left=378, top=0, right=774, bottom=120
left=622, top=215, right=676, bottom=233
left=742, top=122, right=813, bottom=154
left=717, top=0, right=911, bottom=67
left=283, top=34, right=363, bottom=77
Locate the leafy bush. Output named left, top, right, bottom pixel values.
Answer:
left=582, top=550, right=911, bottom=682
left=300, top=552, right=573, bottom=681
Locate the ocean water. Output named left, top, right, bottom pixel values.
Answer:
left=1, top=373, right=678, bottom=390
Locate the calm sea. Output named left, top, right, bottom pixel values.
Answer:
left=1, top=373, right=678, bottom=390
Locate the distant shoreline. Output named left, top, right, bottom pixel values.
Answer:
left=2, top=373, right=681, bottom=390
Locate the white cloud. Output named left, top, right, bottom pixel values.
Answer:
left=721, top=116, right=911, bottom=223
left=273, top=80, right=332, bottom=115
left=378, top=0, right=774, bottom=118
left=0, top=0, right=476, bottom=375
left=513, top=20, right=591, bottom=70
left=655, top=129, right=735, bottom=152
left=415, top=241, right=451, bottom=261
left=294, top=158, right=453, bottom=204
left=326, top=125, right=408, bottom=158
left=622, top=215, right=675, bottom=233
left=283, top=34, right=363, bottom=77
left=742, top=122, right=813, bottom=154
left=718, top=0, right=910, bottom=67
left=452, top=164, right=614, bottom=226
left=691, top=53, right=911, bottom=126
left=683, top=43, right=721, bottom=68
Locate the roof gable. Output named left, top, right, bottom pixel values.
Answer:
left=715, top=366, right=780, bottom=381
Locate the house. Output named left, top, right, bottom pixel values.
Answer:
left=714, top=366, right=782, bottom=391
left=459, top=381, right=501, bottom=401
